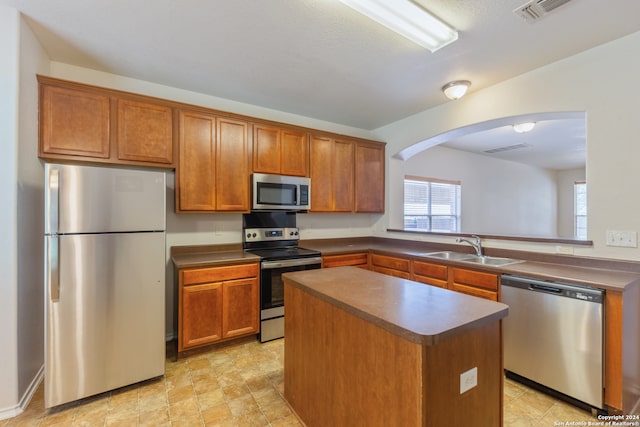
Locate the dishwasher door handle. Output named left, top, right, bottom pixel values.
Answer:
left=529, top=284, right=562, bottom=294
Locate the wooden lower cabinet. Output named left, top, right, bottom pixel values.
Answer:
left=370, top=254, right=411, bottom=279
left=412, top=260, right=448, bottom=288
left=323, top=253, right=369, bottom=269
left=450, top=267, right=499, bottom=301
left=178, top=263, right=259, bottom=353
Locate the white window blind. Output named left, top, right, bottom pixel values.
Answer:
left=574, top=181, right=587, bottom=239
left=404, top=176, right=460, bottom=232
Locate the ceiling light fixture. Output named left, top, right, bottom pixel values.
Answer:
left=442, top=80, right=471, bottom=100
left=339, top=0, right=458, bottom=52
left=513, top=122, right=536, bottom=133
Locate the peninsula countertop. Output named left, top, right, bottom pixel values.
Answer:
left=282, top=266, right=509, bottom=346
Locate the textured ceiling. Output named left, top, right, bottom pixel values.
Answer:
left=3, top=0, right=640, bottom=131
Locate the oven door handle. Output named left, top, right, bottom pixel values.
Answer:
left=262, top=257, right=323, bottom=269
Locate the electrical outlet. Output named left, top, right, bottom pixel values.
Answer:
left=460, top=367, right=477, bottom=394
left=606, top=230, right=638, bottom=247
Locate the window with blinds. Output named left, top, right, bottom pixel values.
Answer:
left=404, top=176, right=461, bottom=232
left=574, top=181, right=587, bottom=239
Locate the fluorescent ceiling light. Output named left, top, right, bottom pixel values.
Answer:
left=513, top=122, right=536, bottom=133
left=339, top=0, right=458, bottom=52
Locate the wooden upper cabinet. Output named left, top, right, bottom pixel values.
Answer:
left=309, top=135, right=354, bottom=212
left=178, top=110, right=216, bottom=211
left=281, top=129, right=308, bottom=176
left=333, top=140, right=355, bottom=212
left=38, top=76, right=175, bottom=167
left=253, top=124, right=308, bottom=176
left=177, top=111, right=249, bottom=212
left=40, top=83, right=110, bottom=159
left=117, top=98, right=173, bottom=164
left=355, top=142, right=385, bottom=213
left=216, top=118, right=250, bottom=211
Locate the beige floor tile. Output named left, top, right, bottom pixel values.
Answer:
left=138, top=408, right=170, bottom=426
left=201, top=403, right=234, bottom=425
left=6, top=337, right=612, bottom=426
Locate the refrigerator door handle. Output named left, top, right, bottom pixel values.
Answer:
left=46, top=236, right=60, bottom=302
left=46, top=167, right=60, bottom=234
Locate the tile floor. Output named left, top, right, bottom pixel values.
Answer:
left=2, top=337, right=598, bottom=426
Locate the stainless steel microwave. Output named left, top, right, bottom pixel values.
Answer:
left=252, top=173, right=311, bottom=211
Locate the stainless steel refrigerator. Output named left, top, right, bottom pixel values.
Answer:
left=44, top=163, right=166, bottom=408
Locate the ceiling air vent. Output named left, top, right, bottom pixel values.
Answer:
left=514, top=0, right=573, bottom=23
left=484, top=143, right=530, bottom=154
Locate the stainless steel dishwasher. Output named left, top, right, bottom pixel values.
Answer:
left=501, top=274, right=604, bottom=410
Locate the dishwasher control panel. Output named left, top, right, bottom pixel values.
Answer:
left=501, top=274, right=604, bottom=304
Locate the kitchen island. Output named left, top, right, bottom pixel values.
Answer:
left=282, top=266, right=509, bottom=427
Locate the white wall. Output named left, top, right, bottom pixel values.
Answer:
left=17, top=13, right=48, bottom=401
left=0, top=5, right=21, bottom=417
left=374, top=31, right=640, bottom=260
left=397, top=145, right=558, bottom=237
left=0, top=6, right=49, bottom=419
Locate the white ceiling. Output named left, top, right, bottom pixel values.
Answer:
left=3, top=0, right=640, bottom=132
left=440, top=114, right=587, bottom=170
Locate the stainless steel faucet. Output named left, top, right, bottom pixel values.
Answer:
left=456, top=235, right=483, bottom=256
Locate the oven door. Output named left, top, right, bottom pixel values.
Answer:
left=260, top=257, right=322, bottom=312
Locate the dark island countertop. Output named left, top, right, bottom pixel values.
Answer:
left=283, top=266, right=509, bottom=345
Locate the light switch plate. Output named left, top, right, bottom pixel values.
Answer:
left=606, top=230, right=638, bottom=247
left=460, top=367, right=478, bottom=394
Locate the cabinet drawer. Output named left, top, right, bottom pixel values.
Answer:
left=371, top=266, right=411, bottom=279
left=450, top=268, right=498, bottom=291
left=323, top=253, right=368, bottom=268
left=413, top=275, right=448, bottom=288
left=371, top=254, right=410, bottom=272
left=182, top=263, right=259, bottom=285
left=412, top=261, right=447, bottom=281
left=451, top=283, right=498, bottom=301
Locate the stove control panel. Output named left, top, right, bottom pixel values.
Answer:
left=244, top=227, right=299, bottom=242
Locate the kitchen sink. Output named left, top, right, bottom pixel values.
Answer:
left=457, top=255, right=523, bottom=266
left=421, top=251, right=476, bottom=261
left=422, top=251, right=523, bottom=266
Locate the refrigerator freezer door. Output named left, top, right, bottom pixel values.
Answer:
left=45, top=232, right=165, bottom=408
left=45, top=163, right=166, bottom=234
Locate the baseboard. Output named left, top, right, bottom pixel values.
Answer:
left=0, top=365, right=44, bottom=420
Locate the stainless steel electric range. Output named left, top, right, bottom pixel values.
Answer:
left=243, top=212, right=322, bottom=342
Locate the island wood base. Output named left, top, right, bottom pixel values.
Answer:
left=284, top=283, right=503, bottom=426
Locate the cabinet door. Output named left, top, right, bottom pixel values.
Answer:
left=310, top=136, right=354, bottom=212
left=412, top=260, right=448, bottom=288
left=117, top=99, right=173, bottom=164
left=323, top=253, right=369, bottom=268
left=355, top=142, right=384, bottom=213
left=450, top=268, right=498, bottom=301
left=310, top=136, right=334, bottom=212
left=253, top=125, right=281, bottom=174
left=40, top=84, right=110, bottom=159
left=333, top=140, right=354, bottom=212
left=178, top=110, right=216, bottom=211
left=281, top=129, right=308, bottom=176
left=216, top=117, right=249, bottom=211
left=181, top=282, right=223, bottom=350
left=222, top=277, right=259, bottom=338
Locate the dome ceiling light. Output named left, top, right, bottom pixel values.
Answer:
left=513, top=122, right=536, bottom=133
left=442, top=80, right=471, bottom=100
